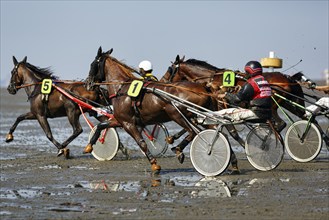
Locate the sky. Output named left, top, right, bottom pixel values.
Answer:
left=1, top=0, right=328, bottom=88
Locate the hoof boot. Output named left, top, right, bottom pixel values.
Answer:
left=83, top=144, right=93, bottom=154
left=57, top=149, right=64, bottom=157
left=229, top=166, right=241, bottom=175
left=177, top=152, right=185, bottom=164
left=151, top=163, right=161, bottom=172
left=5, top=134, right=14, bottom=143
left=166, top=136, right=174, bottom=144
left=63, top=148, right=70, bottom=159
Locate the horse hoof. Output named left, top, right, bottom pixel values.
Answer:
left=166, top=136, right=174, bottom=144
left=177, top=152, right=185, bottom=164
left=83, top=144, right=93, bottom=154
left=63, top=148, right=70, bottom=159
left=171, top=147, right=185, bottom=164
left=57, top=149, right=64, bottom=157
left=151, top=164, right=161, bottom=175
left=151, top=163, right=161, bottom=172
left=5, top=134, right=14, bottom=143
left=229, top=167, right=241, bottom=175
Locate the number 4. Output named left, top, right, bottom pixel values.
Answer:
left=223, top=71, right=235, bottom=87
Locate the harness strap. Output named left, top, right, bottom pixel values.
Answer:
left=109, top=94, right=117, bottom=99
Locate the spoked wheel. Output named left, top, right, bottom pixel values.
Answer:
left=245, top=125, right=284, bottom=171
left=88, top=126, right=119, bottom=161
left=190, top=129, right=231, bottom=177
left=285, top=120, right=322, bottom=162
left=142, top=123, right=169, bottom=157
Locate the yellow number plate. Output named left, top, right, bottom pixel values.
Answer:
left=41, top=79, right=52, bottom=94
left=127, top=80, right=144, bottom=97
left=223, top=71, right=235, bottom=87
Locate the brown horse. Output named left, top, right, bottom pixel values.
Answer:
left=85, top=47, right=215, bottom=173
left=6, top=56, right=108, bottom=158
left=161, top=55, right=306, bottom=131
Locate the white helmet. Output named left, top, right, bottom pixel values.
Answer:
left=139, top=60, right=153, bottom=72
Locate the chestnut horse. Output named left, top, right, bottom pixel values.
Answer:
left=6, top=56, right=108, bottom=158
left=85, top=47, right=215, bottom=173
left=161, top=55, right=306, bottom=132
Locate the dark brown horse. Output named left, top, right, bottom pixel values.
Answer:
left=161, top=55, right=306, bottom=131
left=85, top=47, right=215, bottom=173
left=6, top=56, right=108, bottom=158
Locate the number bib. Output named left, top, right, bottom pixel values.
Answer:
left=223, top=71, right=235, bottom=87
left=127, top=80, right=144, bottom=97
left=41, top=79, right=52, bottom=94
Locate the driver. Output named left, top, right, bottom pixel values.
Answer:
left=138, top=60, right=158, bottom=81
left=217, top=61, right=272, bottom=122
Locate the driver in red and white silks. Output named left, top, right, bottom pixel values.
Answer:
left=217, top=61, right=272, bottom=122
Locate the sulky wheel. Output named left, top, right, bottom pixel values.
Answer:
left=88, top=126, right=119, bottom=161
left=190, top=129, right=231, bottom=177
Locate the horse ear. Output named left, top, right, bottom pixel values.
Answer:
left=181, top=55, right=185, bottom=62
left=106, top=48, right=113, bottom=55
left=97, top=46, right=102, bottom=57
left=13, top=56, right=18, bottom=65
left=22, top=56, right=27, bottom=63
left=175, top=55, right=180, bottom=62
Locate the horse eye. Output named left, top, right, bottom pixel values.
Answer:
left=168, top=66, right=173, bottom=74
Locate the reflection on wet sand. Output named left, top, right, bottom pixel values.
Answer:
left=191, top=177, right=231, bottom=198
left=86, top=174, right=232, bottom=198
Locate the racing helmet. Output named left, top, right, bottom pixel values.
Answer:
left=139, top=60, right=153, bottom=72
left=244, top=61, right=263, bottom=77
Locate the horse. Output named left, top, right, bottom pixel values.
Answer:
left=85, top=47, right=216, bottom=174
left=161, top=55, right=306, bottom=132
left=6, top=56, right=109, bottom=158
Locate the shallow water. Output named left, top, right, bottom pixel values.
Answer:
left=1, top=88, right=328, bottom=219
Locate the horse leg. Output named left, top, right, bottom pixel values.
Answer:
left=53, top=112, right=83, bottom=159
left=83, top=121, right=109, bottom=154
left=170, top=127, right=196, bottom=164
left=271, top=107, right=286, bottom=132
left=170, top=139, right=189, bottom=164
left=223, top=124, right=242, bottom=174
left=61, top=112, right=83, bottom=147
left=36, top=115, right=65, bottom=156
left=83, top=118, right=122, bottom=154
left=6, top=112, right=36, bottom=142
left=122, top=123, right=161, bottom=174
left=166, top=128, right=186, bottom=144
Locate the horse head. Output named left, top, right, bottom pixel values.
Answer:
left=7, top=56, right=57, bottom=96
left=290, top=72, right=316, bottom=89
left=160, top=55, right=185, bottom=83
left=7, top=56, right=28, bottom=94
left=85, top=46, right=113, bottom=90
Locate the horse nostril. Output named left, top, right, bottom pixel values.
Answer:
left=7, top=85, right=17, bottom=94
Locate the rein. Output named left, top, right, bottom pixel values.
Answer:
left=15, top=80, right=85, bottom=89
left=190, top=72, right=224, bottom=82
left=93, top=81, right=217, bottom=99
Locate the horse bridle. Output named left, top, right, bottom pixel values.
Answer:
left=8, top=62, right=21, bottom=92
left=164, top=62, right=180, bottom=83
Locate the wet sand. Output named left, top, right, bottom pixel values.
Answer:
left=1, top=88, right=329, bottom=219
left=1, top=149, right=328, bottom=220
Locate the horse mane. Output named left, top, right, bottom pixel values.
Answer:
left=107, top=55, right=139, bottom=79
left=185, top=59, right=226, bottom=72
left=289, top=71, right=304, bottom=82
left=26, top=62, right=58, bottom=80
